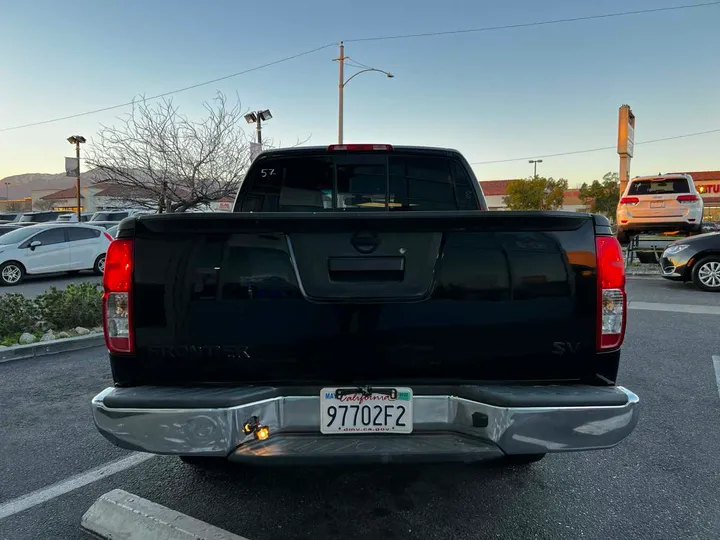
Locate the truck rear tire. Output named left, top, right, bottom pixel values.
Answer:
left=616, top=230, right=629, bottom=244
left=498, top=453, right=546, bottom=466
left=179, top=456, right=227, bottom=469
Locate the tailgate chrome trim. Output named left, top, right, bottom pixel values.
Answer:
left=91, top=386, right=639, bottom=460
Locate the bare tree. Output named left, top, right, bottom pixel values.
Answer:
left=33, top=199, right=55, bottom=211
left=87, top=93, right=252, bottom=213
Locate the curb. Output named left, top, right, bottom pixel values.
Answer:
left=0, top=334, right=105, bottom=364
left=81, top=489, right=251, bottom=540
left=625, top=270, right=661, bottom=277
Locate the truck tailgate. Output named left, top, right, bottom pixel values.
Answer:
left=115, top=211, right=605, bottom=385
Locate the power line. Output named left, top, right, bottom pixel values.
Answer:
left=470, top=128, right=720, bottom=165
left=345, top=1, right=720, bottom=43
left=0, top=43, right=336, bottom=133
left=1, top=1, right=718, bottom=132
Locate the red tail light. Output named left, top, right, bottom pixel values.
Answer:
left=619, top=197, right=639, bottom=205
left=327, top=144, right=393, bottom=151
left=596, top=236, right=626, bottom=351
left=677, top=194, right=699, bottom=203
left=102, top=239, right=134, bottom=354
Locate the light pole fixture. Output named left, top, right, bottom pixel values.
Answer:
left=67, top=135, right=86, bottom=222
left=529, top=159, right=543, bottom=178
left=335, top=42, right=394, bottom=144
left=244, top=109, right=272, bottom=145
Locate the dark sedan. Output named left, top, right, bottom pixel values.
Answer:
left=660, top=232, right=720, bottom=291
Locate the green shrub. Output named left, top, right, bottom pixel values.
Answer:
left=0, top=294, right=41, bottom=338
left=35, top=282, right=103, bottom=331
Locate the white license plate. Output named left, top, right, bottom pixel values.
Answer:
left=650, top=202, right=665, bottom=208
left=320, top=387, right=413, bottom=434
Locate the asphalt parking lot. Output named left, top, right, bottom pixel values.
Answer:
left=1, top=277, right=719, bottom=540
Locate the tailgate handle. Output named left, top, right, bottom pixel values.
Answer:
left=328, top=257, right=404, bottom=282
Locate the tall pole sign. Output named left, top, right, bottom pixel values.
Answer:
left=617, top=105, right=635, bottom=195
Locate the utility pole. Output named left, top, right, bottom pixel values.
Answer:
left=67, top=135, right=86, bottom=222
left=529, top=159, right=543, bottom=178
left=4, top=182, right=9, bottom=202
left=337, top=42, right=345, bottom=144
left=75, top=142, right=81, bottom=221
left=334, top=42, right=393, bottom=144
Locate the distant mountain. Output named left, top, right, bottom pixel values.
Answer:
left=0, top=169, right=108, bottom=200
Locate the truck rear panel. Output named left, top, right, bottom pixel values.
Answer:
left=109, top=211, right=619, bottom=387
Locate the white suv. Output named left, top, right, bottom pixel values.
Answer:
left=616, top=174, right=704, bottom=243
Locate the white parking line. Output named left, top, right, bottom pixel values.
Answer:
left=629, top=302, right=720, bottom=316
left=0, top=452, right=154, bottom=521
left=713, top=356, right=720, bottom=399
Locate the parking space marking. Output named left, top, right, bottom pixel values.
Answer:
left=0, top=452, right=154, bottom=521
left=629, top=302, right=720, bottom=316
left=713, top=356, right=720, bottom=399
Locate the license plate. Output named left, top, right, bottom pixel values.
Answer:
left=650, top=202, right=665, bottom=208
left=320, top=387, right=413, bottom=434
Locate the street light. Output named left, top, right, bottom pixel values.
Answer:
left=244, top=109, right=272, bottom=145
left=3, top=182, right=9, bottom=202
left=67, top=135, right=86, bottom=222
left=335, top=42, right=394, bottom=144
left=529, top=159, right=543, bottom=178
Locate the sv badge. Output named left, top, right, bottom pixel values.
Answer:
left=552, top=342, right=581, bottom=356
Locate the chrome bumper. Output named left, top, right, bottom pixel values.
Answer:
left=91, top=386, right=639, bottom=462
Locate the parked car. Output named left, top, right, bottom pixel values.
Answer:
left=92, top=144, right=638, bottom=469
left=0, top=224, right=22, bottom=236
left=105, top=225, right=119, bottom=239
left=0, top=223, right=112, bottom=285
left=616, top=174, right=704, bottom=243
left=701, top=222, right=719, bottom=233
left=56, top=212, right=93, bottom=222
left=660, top=232, right=720, bottom=292
left=14, top=211, right=65, bottom=226
left=0, top=212, right=21, bottom=223
left=90, top=209, right=152, bottom=222
left=83, top=221, right=122, bottom=230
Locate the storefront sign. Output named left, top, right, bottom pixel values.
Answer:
left=617, top=105, right=635, bottom=158
left=698, top=183, right=720, bottom=196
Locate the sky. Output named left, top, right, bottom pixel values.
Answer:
left=0, top=0, right=718, bottom=186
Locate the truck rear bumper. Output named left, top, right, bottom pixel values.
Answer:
left=91, top=385, right=639, bottom=464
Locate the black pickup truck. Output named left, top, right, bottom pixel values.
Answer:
left=92, top=144, right=638, bottom=466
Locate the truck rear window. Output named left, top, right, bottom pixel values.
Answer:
left=239, top=154, right=479, bottom=212
left=627, top=178, right=690, bottom=195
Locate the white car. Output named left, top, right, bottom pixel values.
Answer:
left=56, top=212, right=93, bottom=223
left=90, top=209, right=152, bottom=222
left=0, top=224, right=112, bottom=286
left=616, top=174, right=704, bottom=243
